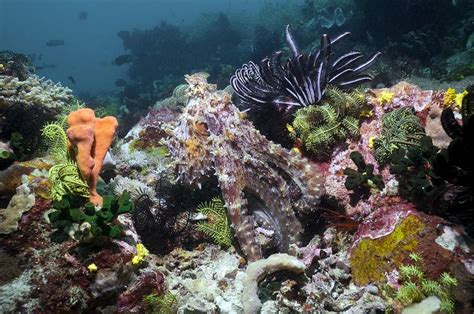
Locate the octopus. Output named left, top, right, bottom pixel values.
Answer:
left=167, top=73, right=325, bottom=261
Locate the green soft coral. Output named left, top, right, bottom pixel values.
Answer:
left=144, top=291, right=178, bottom=314
left=41, top=115, right=89, bottom=201
left=291, top=87, right=366, bottom=156
left=394, top=253, right=457, bottom=313
left=42, top=122, right=68, bottom=162
left=48, top=162, right=90, bottom=201
left=196, top=197, right=233, bottom=247
left=373, top=107, right=426, bottom=164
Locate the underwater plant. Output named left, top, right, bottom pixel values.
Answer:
left=290, top=87, right=366, bottom=156
left=393, top=253, right=457, bottom=313
left=388, top=136, right=442, bottom=211
left=48, top=191, right=134, bottom=242
left=343, top=151, right=385, bottom=205
left=42, top=121, right=69, bottom=162
left=373, top=107, right=426, bottom=164
left=143, top=291, right=178, bottom=314
left=196, top=198, right=233, bottom=247
left=431, top=85, right=474, bottom=235
left=231, top=24, right=380, bottom=111
left=42, top=121, right=89, bottom=201
left=48, top=161, right=90, bottom=201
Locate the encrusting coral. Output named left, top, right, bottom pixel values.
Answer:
left=167, top=73, right=324, bottom=261
left=66, top=108, right=118, bottom=205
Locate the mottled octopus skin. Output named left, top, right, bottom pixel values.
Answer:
left=167, top=74, right=324, bottom=261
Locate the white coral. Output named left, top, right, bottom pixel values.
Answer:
left=110, top=175, right=156, bottom=201
left=0, top=74, right=73, bottom=108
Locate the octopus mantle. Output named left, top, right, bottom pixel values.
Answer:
left=167, top=74, right=324, bottom=261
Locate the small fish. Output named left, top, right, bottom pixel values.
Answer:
left=36, top=64, right=57, bottom=70
left=67, top=76, right=76, bottom=84
left=115, top=79, right=127, bottom=87
left=38, top=53, right=43, bottom=61
left=46, top=40, right=65, bottom=47
left=113, top=54, right=133, bottom=66
left=78, top=11, right=88, bottom=20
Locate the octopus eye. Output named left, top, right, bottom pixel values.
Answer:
left=195, top=122, right=209, bottom=136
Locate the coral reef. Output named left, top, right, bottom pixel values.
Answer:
left=0, top=51, right=35, bottom=80
left=0, top=74, right=73, bottom=158
left=195, top=197, right=232, bottom=247
left=0, top=180, right=35, bottom=234
left=349, top=203, right=472, bottom=288
left=290, top=87, right=365, bottom=157
left=391, top=253, right=458, bottom=313
left=373, top=107, right=426, bottom=164
left=48, top=191, right=133, bottom=242
left=167, top=73, right=324, bottom=261
left=242, top=253, right=306, bottom=314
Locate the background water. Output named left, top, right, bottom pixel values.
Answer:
left=0, top=0, right=281, bottom=94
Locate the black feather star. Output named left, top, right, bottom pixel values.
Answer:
left=231, top=25, right=381, bottom=110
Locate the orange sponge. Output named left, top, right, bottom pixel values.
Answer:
left=66, top=108, right=118, bottom=205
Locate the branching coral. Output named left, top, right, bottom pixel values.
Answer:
left=167, top=73, right=324, bottom=261
left=196, top=198, right=232, bottom=247
left=373, top=107, right=426, bottom=164
left=290, top=87, right=366, bottom=156
left=393, top=253, right=457, bottom=313
left=231, top=24, right=380, bottom=110
left=0, top=74, right=73, bottom=157
left=0, top=75, right=73, bottom=109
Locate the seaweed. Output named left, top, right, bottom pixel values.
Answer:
left=48, top=191, right=134, bottom=242
left=388, top=136, right=442, bottom=210
left=393, top=253, right=457, bottom=313
left=344, top=151, right=385, bottom=206
left=374, top=107, right=425, bottom=164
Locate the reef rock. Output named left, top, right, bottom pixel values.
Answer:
left=0, top=180, right=35, bottom=234
left=349, top=202, right=473, bottom=286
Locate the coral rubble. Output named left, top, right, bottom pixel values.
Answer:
left=167, top=73, right=324, bottom=261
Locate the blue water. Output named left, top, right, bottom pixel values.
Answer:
left=0, top=0, right=279, bottom=94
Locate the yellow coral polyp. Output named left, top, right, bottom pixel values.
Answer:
left=378, top=91, right=395, bottom=104
left=132, top=243, right=149, bottom=265
left=368, top=136, right=376, bottom=149
left=286, top=123, right=295, bottom=134
left=444, top=88, right=456, bottom=106
left=87, top=263, right=98, bottom=272
left=455, top=90, right=468, bottom=109
left=359, top=109, right=374, bottom=118
left=291, top=147, right=302, bottom=155
left=444, top=88, right=467, bottom=109
left=350, top=214, right=425, bottom=285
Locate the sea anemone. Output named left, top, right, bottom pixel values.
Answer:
left=231, top=25, right=380, bottom=110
